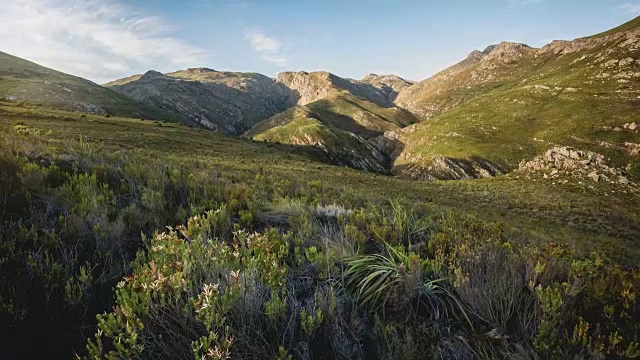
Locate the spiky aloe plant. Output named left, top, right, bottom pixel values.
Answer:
left=345, top=243, right=471, bottom=326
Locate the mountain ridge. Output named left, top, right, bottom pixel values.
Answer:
left=389, top=15, right=640, bottom=180
left=0, top=51, right=176, bottom=120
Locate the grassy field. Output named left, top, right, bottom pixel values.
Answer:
left=2, top=102, right=638, bottom=261
left=1, top=103, right=639, bottom=359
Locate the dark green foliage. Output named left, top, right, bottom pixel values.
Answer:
left=0, top=156, right=27, bottom=219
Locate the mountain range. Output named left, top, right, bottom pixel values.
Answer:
left=2, top=16, right=639, bottom=180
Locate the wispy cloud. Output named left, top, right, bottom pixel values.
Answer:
left=0, top=0, right=212, bottom=83
left=244, top=29, right=288, bottom=67
left=617, top=2, right=640, bottom=15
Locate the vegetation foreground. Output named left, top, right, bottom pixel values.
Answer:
left=1, top=103, right=639, bottom=359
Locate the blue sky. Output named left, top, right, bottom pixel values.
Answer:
left=1, top=0, right=639, bottom=83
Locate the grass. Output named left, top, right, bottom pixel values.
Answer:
left=245, top=89, right=420, bottom=173
left=1, top=102, right=638, bottom=262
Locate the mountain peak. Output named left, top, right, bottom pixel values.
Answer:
left=466, top=44, right=499, bottom=61
left=142, top=70, right=165, bottom=79
left=481, top=41, right=535, bottom=64
left=466, top=50, right=485, bottom=61
left=362, top=73, right=410, bottom=83
left=183, top=67, right=217, bottom=74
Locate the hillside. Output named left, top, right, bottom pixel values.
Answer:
left=0, top=51, right=174, bottom=120
left=391, top=16, right=640, bottom=180
left=245, top=71, right=418, bottom=172
left=245, top=105, right=391, bottom=172
left=106, top=68, right=294, bottom=134
left=105, top=67, right=417, bottom=171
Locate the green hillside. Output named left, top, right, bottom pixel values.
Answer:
left=0, top=51, right=175, bottom=120
left=246, top=86, right=418, bottom=172
left=392, top=16, right=640, bottom=180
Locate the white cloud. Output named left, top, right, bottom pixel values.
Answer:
left=244, top=29, right=287, bottom=67
left=617, top=3, right=640, bottom=15
left=245, top=31, right=282, bottom=53
left=0, top=0, right=212, bottom=83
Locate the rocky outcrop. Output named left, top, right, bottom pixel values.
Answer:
left=517, top=146, right=634, bottom=187
left=360, top=74, right=414, bottom=102
left=276, top=71, right=410, bottom=107
left=538, top=27, right=640, bottom=56
left=480, top=42, right=535, bottom=66
left=625, top=142, right=640, bottom=156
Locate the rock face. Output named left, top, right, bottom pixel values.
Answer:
left=276, top=71, right=335, bottom=106
left=276, top=71, right=411, bottom=107
left=360, top=74, right=414, bottom=102
left=108, top=68, right=294, bottom=134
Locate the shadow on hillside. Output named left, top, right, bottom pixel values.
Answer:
left=308, top=100, right=384, bottom=139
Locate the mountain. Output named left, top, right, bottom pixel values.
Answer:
left=389, top=16, right=640, bottom=180
left=101, top=17, right=640, bottom=180
left=245, top=71, right=418, bottom=172
left=0, top=51, right=173, bottom=119
left=394, top=42, right=533, bottom=119
left=277, top=71, right=412, bottom=107
left=106, top=68, right=294, bottom=134
left=360, top=73, right=414, bottom=102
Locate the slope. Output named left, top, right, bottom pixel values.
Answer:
left=391, top=16, right=640, bottom=180
left=106, top=68, right=294, bottom=134
left=245, top=71, right=418, bottom=173
left=0, top=51, right=174, bottom=120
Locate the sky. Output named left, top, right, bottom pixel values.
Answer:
left=1, top=0, right=639, bottom=83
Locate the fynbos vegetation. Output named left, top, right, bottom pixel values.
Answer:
left=0, top=105, right=638, bottom=359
